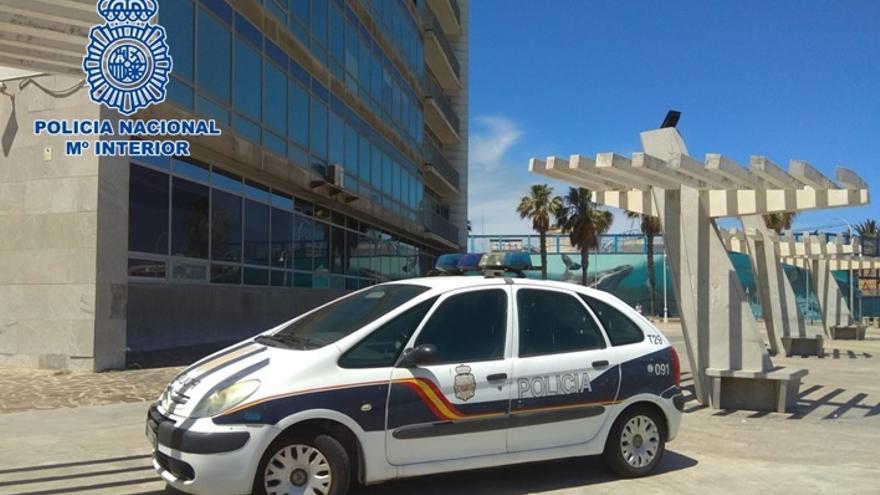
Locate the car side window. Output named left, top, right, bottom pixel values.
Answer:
left=579, top=295, right=645, bottom=346
left=517, top=289, right=606, bottom=357
left=338, top=297, right=438, bottom=368
left=413, top=289, right=508, bottom=364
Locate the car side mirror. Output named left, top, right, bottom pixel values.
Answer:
left=396, top=344, right=438, bottom=368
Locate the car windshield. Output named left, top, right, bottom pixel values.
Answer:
left=258, top=284, right=429, bottom=350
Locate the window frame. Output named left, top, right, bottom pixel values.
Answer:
left=406, top=285, right=513, bottom=365
left=512, top=286, right=611, bottom=359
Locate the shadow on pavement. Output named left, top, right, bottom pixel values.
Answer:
left=2, top=451, right=697, bottom=495
left=351, top=451, right=697, bottom=495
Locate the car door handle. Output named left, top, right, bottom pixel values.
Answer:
left=487, top=373, right=508, bottom=382
left=592, top=360, right=610, bottom=369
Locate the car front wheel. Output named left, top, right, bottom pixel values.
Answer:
left=254, top=433, right=351, bottom=495
left=603, top=406, right=666, bottom=478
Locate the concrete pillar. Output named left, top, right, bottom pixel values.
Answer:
left=812, top=259, right=854, bottom=334
left=741, top=216, right=812, bottom=341
left=0, top=74, right=127, bottom=371
left=653, top=186, right=772, bottom=405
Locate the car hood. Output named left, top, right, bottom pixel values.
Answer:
left=158, top=339, right=333, bottom=418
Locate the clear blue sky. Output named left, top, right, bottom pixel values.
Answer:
left=467, top=0, right=879, bottom=235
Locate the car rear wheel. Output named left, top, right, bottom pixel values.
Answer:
left=603, top=406, right=666, bottom=478
left=254, top=433, right=351, bottom=495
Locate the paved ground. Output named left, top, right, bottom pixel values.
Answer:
left=0, top=367, right=181, bottom=414
left=0, top=323, right=878, bottom=495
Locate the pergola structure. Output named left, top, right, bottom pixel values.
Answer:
left=530, top=125, right=870, bottom=412
left=721, top=230, right=866, bottom=355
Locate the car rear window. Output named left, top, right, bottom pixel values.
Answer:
left=579, top=295, right=645, bottom=346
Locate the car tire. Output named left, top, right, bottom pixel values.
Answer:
left=602, top=406, right=666, bottom=478
left=254, top=432, right=351, bottom=495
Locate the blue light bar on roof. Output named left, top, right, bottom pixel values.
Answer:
left=456, top=253, right=485, bottom=271
left=434, top=253, right=462, bottom=272
left=479, top=252, right=534, bottom=271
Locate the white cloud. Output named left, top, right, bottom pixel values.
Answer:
left=468, top=116, right=556, bottom=235
left=467, top=115, right=640, bottom=238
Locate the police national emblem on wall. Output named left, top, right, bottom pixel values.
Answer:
left=82, top=0, right=173, bottom=116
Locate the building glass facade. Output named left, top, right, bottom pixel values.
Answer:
left=128, top=157, right=439, bottom=290
left=159, top=0, right=426, bottom=225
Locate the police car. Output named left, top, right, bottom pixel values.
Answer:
left=147, top=265, right=683, bottom=495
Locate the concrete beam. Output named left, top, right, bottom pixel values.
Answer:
left=750, top=156, right=800, bottom=189
left=789, top=160, right=838, bottom=190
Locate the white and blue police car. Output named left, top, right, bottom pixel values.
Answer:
left=147, top=260, right=684, bottom=495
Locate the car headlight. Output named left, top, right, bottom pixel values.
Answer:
left=190, top=380, right=260, bottom=418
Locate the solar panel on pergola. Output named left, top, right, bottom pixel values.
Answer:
left=529, top=126, right=870, bottom=412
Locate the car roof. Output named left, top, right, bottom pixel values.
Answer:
left=383, top=276, right=617, bottom=301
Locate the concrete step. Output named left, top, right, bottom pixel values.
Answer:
left=0, top=452, right=166, bottom=495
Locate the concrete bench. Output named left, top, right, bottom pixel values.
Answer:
left=830, top=325, right=867, bottom=341
left=782, top=335, right=824, bottom=357
left=705, top=367, right=809, bottom=413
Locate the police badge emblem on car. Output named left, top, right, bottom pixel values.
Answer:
left=454, top=365, right=476, bottom=401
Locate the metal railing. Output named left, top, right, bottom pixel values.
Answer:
left=425, top=143, right=460, bottom=190
left=425, top=73, right=460, bottom=135
left=423, top=7, right=460, bottom=80
left=423, top=208, right=459, bottom=243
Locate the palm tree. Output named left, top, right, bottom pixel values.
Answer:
left=517, top=184, right=561, bottom=280
left=855, top=219, right=879, bottom=238
left=626, top=211, right=662, bottom=317
left=555, top=187, right=614, bottom=286
left=762, top=212, right=797, bottom=234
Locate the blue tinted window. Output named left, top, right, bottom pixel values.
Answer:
left=311, top=0, right=328, bottom=46
left=344, top=20, right=358, bottom=77
left=288, top=81, right=309, bottom=147
left=232, top=114, right=260, bottom=143
left=392, top=162, right=401, bottom=201
left=264, top=131, right=287, bottom=156
left=329, top=5, right=344, bottom=63
left=244, top=199, right=270, bottom=265
left=212, top=189, right=242, bottom=262
left=233, top=38, right=260, bottom=119
left=371, top=148, right=382, bottom=188
left=345, top=124, right=358, bottom=173
left=294, top=214, right=314, bottom=271
left=290, top=0, right=308, bottom=24
left=314, top=221, right=330, bottom=272
left=197, top=9, right=231, bottom=102
left=310, top=96, right=327, bottom=158
left=383, top=157, right=392, bottom=194
left=235, top=13, right=262, bottom=47
left=168, top=78, right=194, bottom=108
left=263, top=61, right=286, bottom=134
left=328, top=112, right=343, bottom=166
left=264, top=0, right=286, bottom=24
left=159, top=0, right=193, bottom=81
left=359, top=134, right=370, bottom=184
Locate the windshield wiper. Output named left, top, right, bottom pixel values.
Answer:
left=254, top=334, right=296, bottom=349
left=255, top=334, right=321, bottom=350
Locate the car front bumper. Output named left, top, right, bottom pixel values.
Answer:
left=146, top=403, right=280, bottom=495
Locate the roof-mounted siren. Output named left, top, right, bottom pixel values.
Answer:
left=457, top=253, right=487, bottom=273
left=479, top=252, right=535, bottom=278
left=428, top=253, right=463, bottom=276
left=427, top=252, right=487, bottom=276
